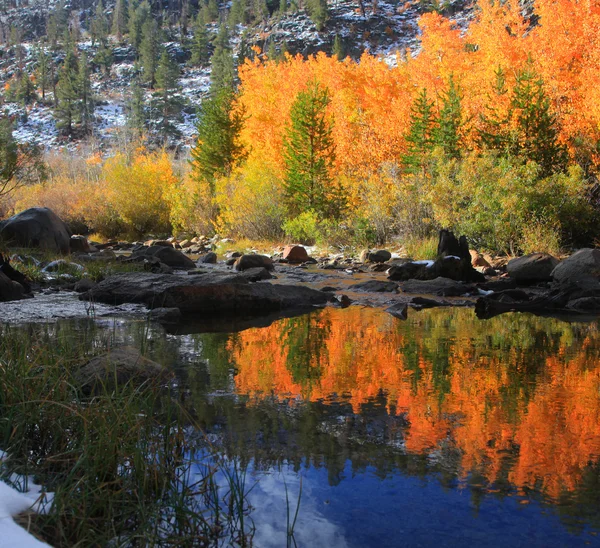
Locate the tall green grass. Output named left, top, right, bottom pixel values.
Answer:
left=0, top=323, right=255, bottom=546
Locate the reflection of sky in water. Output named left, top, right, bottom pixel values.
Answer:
left=191, top=458, right=596, bottom=548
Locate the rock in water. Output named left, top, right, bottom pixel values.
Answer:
left=283, top=245, right=309, bottom=263
left=144, top=246, right=196, bottom=269
left=0, top=207, right=71, bottom=254
left=234, top=254, right=274, bottom=271
left=80, top=271, right=330, bottom=313
left=506, top=253, right=559, bottom=283
left=0, top=271, right=25, bottom=302
left=75, top=346, right=172, bottom=394
left=360, top=249, right=392, bottom=263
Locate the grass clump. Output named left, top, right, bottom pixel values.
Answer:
left=0, top=323, right=255, bottom=547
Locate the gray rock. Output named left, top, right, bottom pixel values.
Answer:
left=239, top=267, right=273, bottom=282
left=386, top=302, right=408, bottom=319
left=552, top=248, right=600, bottom=284
left=74, top=346, right=172, bottom=394
left=361, top=249, right=392, bottom=263
left=70, top=235, right=91, bottom=253
left=349, top=280, right=399, bottom=293
left=42, top=260, right=84, bottom=273
left=80, top=271, right=330, bottom=313
left=0, top=271, right=25, bottom=302
left=74, top=278, right=96, bottom=293
left=200, top=251, right=217, bottom=264
left=145, top=246, right=196, bottom=269
left=507, top=253, right=559, bottom=283
left=0, top=207, right=71, bottom=254
left=400, top=277, right=474, bottom=297
left=283, top=245, right=309, bottom=263
left=234, top=254, right=274, bottom=271
left=149, top=307, right=182, bottom=324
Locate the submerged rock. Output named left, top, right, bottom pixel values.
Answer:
left=80, top=272, right=331, bottom=313
left=349, top=280, right=399, bottom=293
left=400, top=277, right=475, bottom=297
left=0, top=207, right=71, bottom=254
left=75, top=346, right=172, bottom=394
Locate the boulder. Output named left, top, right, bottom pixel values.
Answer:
left=200, top=252, right=217, bottom=264
left=70, top=235, right=92, bottom=253
left=400, top=277, right=474, bottom=297
left=0, top=271, right=25, bottom=302
left=349, top=280, right=399, bottom=293
left=239, top=267, right=273, bottom=282
left=138, top=245, right=196, bottom=269
left=552, top=248, right=600, bottom=284
left=507, top=253, right=559, bottom=283
left=74, top=346, right=172, bottom=394
left=74, top=278, right=96, bottom=293
left=234, top=254, right=274, bottom=272
left=0, top=254, right=31, bottom=293
left=386, top=302, right=408, bottom=319
left=80, top=271, right=331, bottom=313
left=360, top=249, right=392, bottom=263
left=470, top=250, right=491, bottom=269
left=149, top=307, right=182, bottom=324
left=283, top=245, right=309, bottom=264
left=0, top=207, right=71, bottom=254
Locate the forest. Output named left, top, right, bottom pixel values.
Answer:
left=2, top=0, right=600, bottom=255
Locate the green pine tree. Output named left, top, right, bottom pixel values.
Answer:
left=129, top=0, right=150, bottom=52
left=151, top=50, right=184, bottom=141
left=90, top=0, right=108, bottom=46
left=283, top=80, right=341, bottom=219
left=190, top=12, right=210, bottom=66
left=16, top=72, right=36, bottom=106
left=209, top=24, right=236, bottom=93
left=433, top=75, right=463, bottom=159
left=46, top=0, right=69, bottom=47
left=332, top=34, right=344, bottom=60
left=479, top=64, right=568, bottom=177
left=78, top=51, right=93, bottom=132
left=55, top=49, right=80, bottom=136
left=35, top=46, right=52, bottom=101
left=0, top=118, right=18, bottom=192
left=94, top=41, right=114, bottom=74
left=306, top=0, right=328, bottom=30
left=190, top=88, right=246, bottom=192
left=402, top=88, right=436, bottom=174
left=112, top=0, right=129, bottom=39
left=127, top=77, right=147, bottom=135
left=140, top=19, right=162, bottom=87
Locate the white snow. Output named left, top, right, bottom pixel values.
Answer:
left=0, top=451, right=53, bottom=547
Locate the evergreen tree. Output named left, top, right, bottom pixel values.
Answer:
left=151, top=50, right=183, bottom=141
left=46, top=0, right=69, bottom=47
left=0, top=118, right=18, bottom=194
left=433, top=75, right=463, bottom=159
left=16, top=72, right=36, bottom=106
left=127, top=77, right=147, bottom=135
left=479, top=64, right=568, bottom=177
left=129, top=0, right=150, bottom=52
left=306, top=0, right=328, bottom=30
left=229, top=0, right=245, bottom=26
left=140, top=19, right=161, bottom=87
left=332, top=34, right=344, bottom=60
left=252, top=0, right=268, bottom=22
left=90, top=0, right=108, bottom=46
left=78, top=51, right=93, bottom=132
left=190, top=88, right=245, bottom=192
left=283, top=80, right=340, bottom=218
left=35, top=46, right=53, bottom=101
left=210, top=24, right=236, bottom=93
left=402, top=88, right=436, bottom=174
left=94, top=41, right=114, bottom=74
left=55, top=49, right=79, bottom=136
left=190, top=12, right=210, bottom=66
left=207, top=0, right=219, bottom=20
left=279, top=0, right=287, bottom=14
left=112, top=0, right=129, bottom=39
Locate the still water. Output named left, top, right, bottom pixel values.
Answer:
left=44, top=307, right=600, bottom=546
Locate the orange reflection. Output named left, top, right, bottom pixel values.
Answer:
left=228, top=307, right=600, bottom=500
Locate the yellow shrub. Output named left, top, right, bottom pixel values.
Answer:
left=102, top=150, right=178, bottom=237
left=168, top=175, right=218, bottom=237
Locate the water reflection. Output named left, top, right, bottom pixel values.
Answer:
left=182, top=307, right=600, bottom=543
left=11, top=307, right=600, bottom=545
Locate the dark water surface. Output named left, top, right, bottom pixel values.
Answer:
left=27, top=307, right=600, bottom=546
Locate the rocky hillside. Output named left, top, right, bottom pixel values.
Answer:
left=0, top=0, right=472, bottom=151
